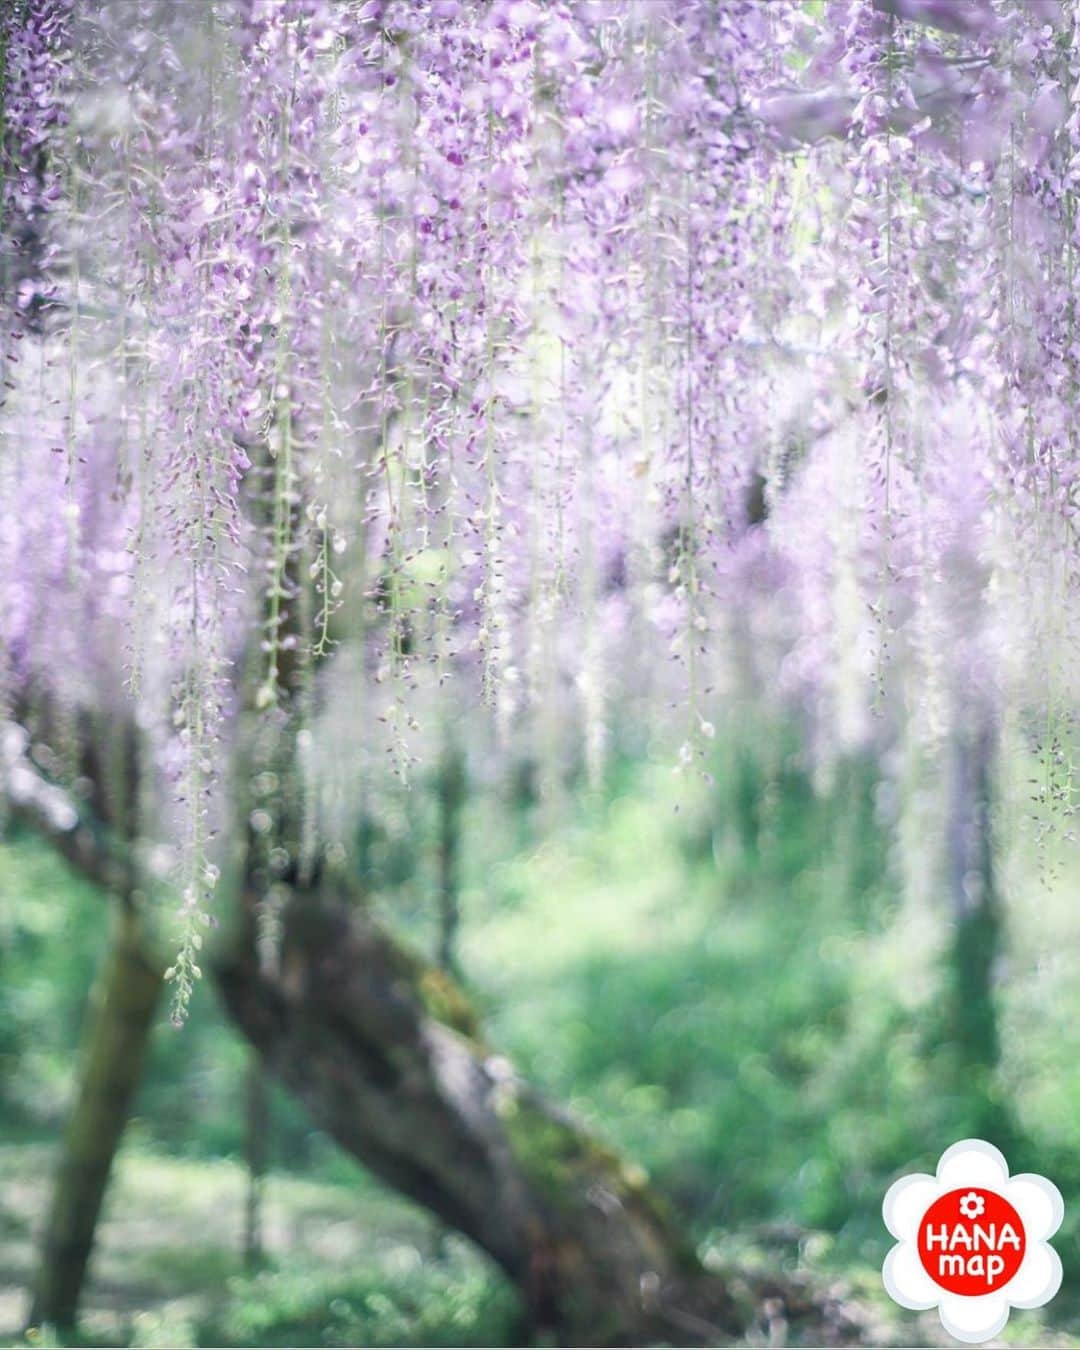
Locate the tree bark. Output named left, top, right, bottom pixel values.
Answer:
left=243, top=1053, right=269, bottom=1271
left=28, top=903, right=163, bottom=1330
left=216, top=881, right=749, bottom=1345
left=4, top=720, right=860, bottom=1345
left=434, top=737, right=466, bottom=975
left=944, top=709, right=1012, bottom=1146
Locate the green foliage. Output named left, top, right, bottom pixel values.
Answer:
left=0, top=830, right=327, bottom=1166
left=4, top=717, right=1080, bottom=1344
left=201, top=1256, right=517, bottom=1348
left=461, top=720, right=1080, bottom=1275
left=0, top=833, right=109, bottom=1130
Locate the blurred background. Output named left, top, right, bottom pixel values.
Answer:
left=2, top=710, right=1078, bottom=1347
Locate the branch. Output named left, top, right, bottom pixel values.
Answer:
left=0, top=722, right=138, bottom=895
left=873, top=0, right=1000, bottom=39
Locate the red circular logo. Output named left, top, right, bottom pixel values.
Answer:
left=918, top=1188, right=1026, bottom=1295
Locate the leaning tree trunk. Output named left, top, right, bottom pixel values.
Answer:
left=217, top=881, right=745, bottom=1345
left=217, top=869, right=858, bottom=1344
left=4, top=719, right=858, bottom=1345
left=29, top=902, right=163, bottom=1330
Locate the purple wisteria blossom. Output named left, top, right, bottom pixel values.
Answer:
left=1, top=0, right=1076, bottom=1002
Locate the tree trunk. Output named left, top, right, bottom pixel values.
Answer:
left=944, top=708, right=1011, bottom=1146
left=5, top=718, right=860, bottom=1346
left=435, top=738, right=466, bottom=975
left=28, top=903, right=163, bottom=1331
left=243, top=1052, right=269, bottom=1271
left=215, top=881, right=746, bottom=1345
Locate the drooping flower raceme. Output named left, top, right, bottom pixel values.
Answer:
left=0, top=0, right=1076, bottom=1008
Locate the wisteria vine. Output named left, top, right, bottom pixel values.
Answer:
left=1, top=0, right=1077, bottom=1015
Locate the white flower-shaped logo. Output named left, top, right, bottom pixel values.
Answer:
left=883, top=1139, right=1063, bottom=1343
left=959, top=1191, right=985, bottom=1221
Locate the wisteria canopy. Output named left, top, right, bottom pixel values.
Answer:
left=1, top=0, right=1077, bottom=1015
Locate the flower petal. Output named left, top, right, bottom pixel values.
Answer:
left=939, top=1292, right=1010, bottom=1344
left=883, top=1173, right=938, bottom=1241
left=1006, top=1242, right=1062, bottom=1309
left=937, top=1139, right=1009, bottom=1192
left=883, top=1242, right=939, bottom=1310
left=1005, top=1175, right=1064, bottom=1243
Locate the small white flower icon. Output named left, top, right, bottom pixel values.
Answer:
left=959, top=1191, right=985, bottom=1220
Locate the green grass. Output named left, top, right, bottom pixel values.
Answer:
left=2, top=1142, right=1076, bottom=1348
left=0, top=1146, right=518, bottom=1348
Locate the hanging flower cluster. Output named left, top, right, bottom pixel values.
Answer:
left=1, top=0, right=1077, bottom=1007
left=0, top=0, right=69, bottom=347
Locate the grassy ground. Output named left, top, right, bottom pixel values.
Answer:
left=2, top=1141, right=1077, bottom=1347
left=0, top=1144, right=518, bottom=1347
